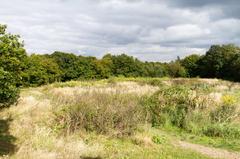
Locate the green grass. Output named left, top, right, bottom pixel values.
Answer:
left=160, top=126, right=240, bottom=152
left=79, top=128, right=213, bottom=159
left=101, top=138, right=212, bottom=159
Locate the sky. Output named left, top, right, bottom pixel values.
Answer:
left=1, top=0, right=240, bottom=61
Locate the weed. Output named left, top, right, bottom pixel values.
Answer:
left=53, top=93, right=145, bottom=137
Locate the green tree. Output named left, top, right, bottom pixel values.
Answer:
left=50, top=52, right=82, bottom=81
left=143, top=62, right=168, bottom=77
left=21, top=54, right=62, bottom=86
left=198, top=44, right=240, bottom=78
left=0, top=24, right=27, bottom=107
left=167, top=61, right=187, bottom=77
left=181, top=54, right=201, bottom=77
left=77, top=56, right=98, bottom=79
left=227, top=54, right=240, bottom=81
left=93, top=59, right=112, bottom=79
left=110, top=54, right=144, bottom=77
left=50, top=52, right=106, bottom=80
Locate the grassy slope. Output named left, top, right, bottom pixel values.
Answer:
left=1, top=77, right=240, bottom=158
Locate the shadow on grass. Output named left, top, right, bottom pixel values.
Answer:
left=0, top=118, right=16, bottom=156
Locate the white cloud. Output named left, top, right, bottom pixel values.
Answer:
left=0, top=0, right=239, bottom=61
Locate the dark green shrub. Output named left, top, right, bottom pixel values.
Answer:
left=0, top=68, right=19, bottom=108
left=145, top=86, right=191, bottom=128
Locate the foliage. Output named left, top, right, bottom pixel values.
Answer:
left=143, top=62, right=168, bottom=77
left=50, top=52, right=85, bottom=81
left=227, top=54, right=240, bottom=81
left=0, top=24, right=26, bottom=107
left=143, top=84, right=240, bottom=139
left=181, top=54, right=201, bottom=77
left=167, top=61, right=187, bottom=77
left=198, top=44, right=240, bottom=80
left=108, top=54, right=145, bottom=77
left=43, top=44, right=240, bottom=83
left=203, top=124, right=240, bottom=139
left=50, top=52, right=112, bottom=81
left=152, top=135, right=166, bottom=144
left=0, top=25, right=27, bottom=83
left=21, top=54, right=62, bottom=86
left=0, top=68, right=19, bottom=107
left=210, top=105, right=238, bottom=123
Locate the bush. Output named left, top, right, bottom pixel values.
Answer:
left=145, top=86, right=193, bottom=128
left=53, top=93, right=145, bottom=137
left=210, top=105, right=238, bottom=123
left=210, top=95, right=239, bottom=123
left=0, top=68, right=19, bottom=108
left=144, top=86, right=216, bottom=133
left=144, top=84, right=240, bottom=139
left=203, top=124, right=240, bottom=139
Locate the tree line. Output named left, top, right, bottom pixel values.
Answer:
left=18, top=44, right=240, bottom=87
left=1, top=24, right=240, bottom=107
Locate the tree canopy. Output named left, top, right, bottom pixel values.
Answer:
left=0, top=24, right=27, bottom=107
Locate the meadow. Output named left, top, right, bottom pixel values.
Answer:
left=0, top=77, right=240, bottom=159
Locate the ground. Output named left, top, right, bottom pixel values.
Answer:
left=0, top=78, right=240, bottom=159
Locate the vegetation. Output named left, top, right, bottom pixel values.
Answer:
left=0, top=69, right=19, bottom=108
left=145, top=84, right=240, bottom=139
left=21, top=54, right=61, bottom=87
left=1, top=78, right=221, bottom=159
left=17, top=43, right=240, bottom=87
left=52, top=93, right=144, bottom=136
left=0, top=24, right=27, bottom=107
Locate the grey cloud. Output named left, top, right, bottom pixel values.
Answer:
left=0, top=0, right=239, bottom=61
left=168, top=0, right=240, bottom=19
left=168, top=0, right=237, bottom=7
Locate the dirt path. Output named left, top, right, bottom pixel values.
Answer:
left=177, top=141, right=240, bottom=159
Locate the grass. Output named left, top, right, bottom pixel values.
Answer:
left=161, top=126, right=240, bottom=152
left=51, top=93, right=145, bottom=136
left=1, top=77, right=240, bottom=158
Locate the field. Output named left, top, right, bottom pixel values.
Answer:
left=1, top=78, right=240, bottom=159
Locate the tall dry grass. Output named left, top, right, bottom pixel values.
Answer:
left=49, top=82, right=158, bottom=137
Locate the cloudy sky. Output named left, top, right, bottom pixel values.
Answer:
left=1, top=0, right=240, bottom=61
